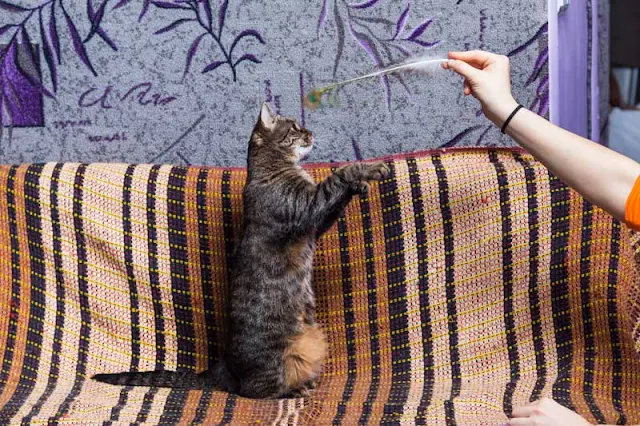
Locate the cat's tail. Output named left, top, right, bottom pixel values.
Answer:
left=92, top=363, right=235, bottom=391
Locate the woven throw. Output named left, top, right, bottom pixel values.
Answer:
left=0, top=148, right=639, bottom=425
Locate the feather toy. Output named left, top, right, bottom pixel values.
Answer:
left=304, top=56, right=447, bottom=109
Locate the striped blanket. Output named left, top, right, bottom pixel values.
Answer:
left=0, top=148, right=639, bottom=425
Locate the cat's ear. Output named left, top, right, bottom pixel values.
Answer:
left=258, top=102, right=276, bottom=131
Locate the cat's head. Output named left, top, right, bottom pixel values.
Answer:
left=251, top=103, right=314, bottom=161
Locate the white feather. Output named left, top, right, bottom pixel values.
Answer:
left=332, top=56, right=447, bottom=87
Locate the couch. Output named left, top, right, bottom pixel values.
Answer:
left=0, top=148, right=638, bottom=425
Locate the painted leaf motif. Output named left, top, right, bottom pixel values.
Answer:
left=525, top=46, right=548, bottom=86
left=218, top=0, right=229, bottom=37
left=20, top=27, right=38, bottom=74
left=317, top=0, right=328, bottom=38
left=408, top=38, right=440, bottom=48
left=184, top=32, right=207, bottom=77
left=507, top=23, right=548, bottom=56
left=151, top=1, right=191, bottom=9
left=202, top=0, right=213, bottom=29
left=0, top=25, right=14, bottom=37
left=348, top=0, right=380, bottom=9
left=536, top=74, right=549, bottom=93
left=234, top=54, right=260, bottom=67
left=332, top=0, right=345, bottom=78
left=393, top=3, right=410, bottom=40
left=139, top=0, right=151, bottom=21
left=12, top=40, right=55, bottom=99
left=113, top=0, right=133, bottom=9
left=440, top=125, right=483, bottom=148
left=538, top=92, right=549, bottom=116
left=85, top=0, right=118, bottom=50
left=229, top=29, right=265, bottom=55
left=5, top=76, right=23, bottom=111
left=0, top=1, right=28, bottom=12
left=406, top=17, right=433, bottom=41
left=155, top=18, right=195, bottom=34
left=61, top=2, right=98, bottom=76
left=49, top=2, right=61, bottom=64
left=85, top=0, right=108, bottom=41
left=202, top=60, right=225, bottom=74
left=39, top=7, right=57, bottom=93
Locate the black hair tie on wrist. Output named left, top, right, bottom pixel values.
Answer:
left=501, top=104, right=524, bottom=134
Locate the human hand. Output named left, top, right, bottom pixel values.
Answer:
left=442, top=50, right=519, bottom=127
left=507, top=398, right=593, bottom=426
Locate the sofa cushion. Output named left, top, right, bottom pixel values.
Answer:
left=0, top=148, right=638, bottom=425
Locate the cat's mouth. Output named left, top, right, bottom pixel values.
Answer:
left=296, top=137, right=314, bottom=160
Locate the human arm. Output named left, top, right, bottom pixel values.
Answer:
left=442, top=50, right=640, bottom=223
left=507, top=398, right=622, bottom=426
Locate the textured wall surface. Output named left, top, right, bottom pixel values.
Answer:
left=3, top=1, right=550, bottom=166
left=598, top=0, right=610, bottom=143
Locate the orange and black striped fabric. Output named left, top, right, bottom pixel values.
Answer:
left=0, top=148, right=639, bottom=425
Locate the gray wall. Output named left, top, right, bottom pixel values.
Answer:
left=3, top=0, right=552, bottom=166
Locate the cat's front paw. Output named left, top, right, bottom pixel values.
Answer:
left=354, top=162, right=389, bottom=195
left=336, top=162, right=389, bottom=195
left=354, top=181, right=371, bottom=196
left=361, top=161, right=390, bottom=182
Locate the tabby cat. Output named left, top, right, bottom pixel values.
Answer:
left=93, top=103, right=389, bottom=398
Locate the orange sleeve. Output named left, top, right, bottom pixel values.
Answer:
left=625, top=174, right=640, bottom=231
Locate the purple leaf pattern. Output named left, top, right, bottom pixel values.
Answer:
left=218, top=0, right=228, bottom=37
left=143, top=0, right=265, bottom=81
left=1, top=42, right=44, bottom=128
left=201, top=0, right=213, bottom=30
left=332, top=0, right=345, bottom=78
left=406, top=18, right=432, bottom=41
left=38, top=7, right=57, bottom=92
left=233, top=54, right=260, bottom=67
left=0, top=0, right=118, bottom=131
left=139, top=0, right=151, bottom=21
left=202, top=60, right=225, bottom=73
left=0, top=1, right=28, bottom=12
left=151, top=1, right=191, bottom=10
left=317, top=0, right=328, bottom=38
left=154, top=18, right=195, bottom=35
left=348, top=0, right=380, bottom=9
left=86, top=0, right=118, bottom=50
left=439, top=125, right=483, bottom=148
left=229, top=30, right=265, bottom=55
left=113, top=0, right=133, bottom=9
left=49, top=2, right=61, bottom=63
left=392, top=3, right=410, bottom=40
left=184, top=32, right=207, bottom=78
left=0, top=26, right=14, bottom=37
left=61, top=1, right=98, bottom=76
left=319, top=0, right=440, bottom=109
left=508, top=23, right=549, bottom=117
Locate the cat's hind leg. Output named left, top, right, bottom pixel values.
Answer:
left=282, top=323, right=328, bottom=396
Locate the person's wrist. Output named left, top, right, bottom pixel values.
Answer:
left=487, top=97, right=519, bottom=128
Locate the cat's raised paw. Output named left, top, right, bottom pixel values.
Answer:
left=363, top=162, right=390, bottom=181
left=355, top=181, right=371, bottom=196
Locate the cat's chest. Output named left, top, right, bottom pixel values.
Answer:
left=296, top=166, right=315, bottom=184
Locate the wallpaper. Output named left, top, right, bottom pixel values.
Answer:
left=1, top=0, right=550, bottom=166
